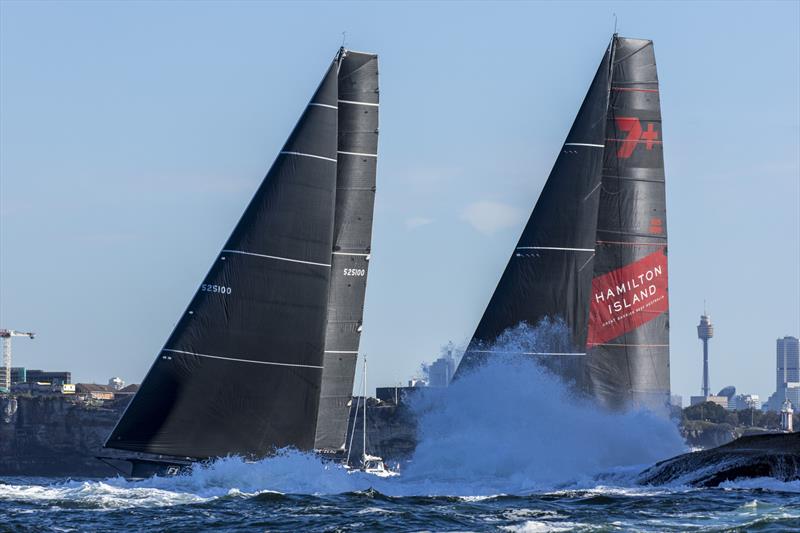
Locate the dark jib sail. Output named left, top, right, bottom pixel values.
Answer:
left=105, top=54, right=342, bottom=459
left=314, top=50, right=379, bottom=452
left=456, top=36, right=669, bottom=411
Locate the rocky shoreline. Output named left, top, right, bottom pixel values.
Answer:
left=638, top=433, right=800, bottom=487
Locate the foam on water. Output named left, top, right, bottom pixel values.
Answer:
left=719, top=477, right=800, bottom=493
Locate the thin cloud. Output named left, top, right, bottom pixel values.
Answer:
left=405, top=217, right=434, bottom=230
left=461, top=200, right=526, bottom=235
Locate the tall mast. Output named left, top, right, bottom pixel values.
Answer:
left=362, top=355, right=367, bottom=462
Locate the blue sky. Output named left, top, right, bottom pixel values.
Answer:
left=1, top=1, right=798, bottom=403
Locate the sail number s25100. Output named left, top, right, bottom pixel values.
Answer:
left=201, top=284, right=232, bottom=294
left=343, top=268, right=366, bottom=277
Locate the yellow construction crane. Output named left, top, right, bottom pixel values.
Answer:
left=0, top=329, right=35, bottom=391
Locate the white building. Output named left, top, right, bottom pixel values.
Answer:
left=730, top=394, right=760, bottom=411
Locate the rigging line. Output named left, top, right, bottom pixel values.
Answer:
left=162, top=349, right=324, bottom=369
left=583, top=181, right=602, bottom=201
left=279, top=151, right=337, bottom=163
left=345, top=359, right=364, bottom=466
left=613, top=40, right=652, bottom=66
left=578, top=253, right=596, bottom=272
left=221, top=249, right=331, bottom=268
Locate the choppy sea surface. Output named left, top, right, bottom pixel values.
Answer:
left=3, top=338, right=798, bottom=532
left=2, top=469, right=799, bottom=532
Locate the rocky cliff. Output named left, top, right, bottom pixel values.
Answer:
left=0, top=395, right=128, bottom=477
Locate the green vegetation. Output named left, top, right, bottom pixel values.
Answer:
left=682, top=401, right=789, bottom=429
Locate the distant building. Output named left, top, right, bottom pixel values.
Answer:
left=717, top=386, right=736, bottom=399
left=697, top=312, right=714, bottom=397
left=108, top=377, right=125, bottom=390
left=765, top=336, right=800, bottom=412
left=25, top=370, right=71, bottom=385
left=376, top=386, right=422, bottom=405
left=717, top=386, right=736, bottom=409
left=10, top=367, right=26, bottom=385
left=670, top=394, right=683, bottom=408
left=115, top=384, right=139, bottom=396
left=730, top=394, right=761, bottom=411
left=423, top=344, right=458, bottom=388
left=690, top=395, right=728, bottom=408
left=777, top=336, right=800, bottom=390
left=427, top=357, right=456, bottom=388
left=11, top=381, right=72, bottom=395
left=75, top=383, right=115, bottom=401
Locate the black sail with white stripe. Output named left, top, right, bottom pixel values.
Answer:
left=456, top=36, right=670, bottom=413
left=314, top=50, right=379, bottom=452
left=105, top=56, right=341, bottom=458
left=456, top=44, right=612, bottom=379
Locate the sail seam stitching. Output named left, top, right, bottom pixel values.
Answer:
left=221, top=249, right=331, bottom=267
left=280, top=151, right=337, bottom=163
left=162, top=349, right=324, bottom=369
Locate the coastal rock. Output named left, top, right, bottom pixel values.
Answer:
left=0, top=395, right=129, bottom=477
left=638, top=433, right=800, bottom=487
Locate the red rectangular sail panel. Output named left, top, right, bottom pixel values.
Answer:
left=587, top=248, right=668, bottom=346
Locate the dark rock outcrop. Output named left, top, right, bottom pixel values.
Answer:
left=638, top=433, right=800, bottom=487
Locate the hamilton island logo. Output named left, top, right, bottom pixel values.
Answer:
left=614, top=117, right=661, bottom=159
left=587, top=248, right=669, bottom=346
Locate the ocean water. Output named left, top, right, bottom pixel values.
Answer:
left=2, top=328, right=798, bottom=531
left=2, top=471, right=799, bottom=532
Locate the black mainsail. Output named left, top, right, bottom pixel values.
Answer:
left=314, top=50, right=379, bottom=452
left=105, top=49, right=377, bottom=459
left=456, top=36, right=669, bottom=411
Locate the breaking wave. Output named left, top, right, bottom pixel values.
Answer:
left=399, top=321, right=685, bottom=494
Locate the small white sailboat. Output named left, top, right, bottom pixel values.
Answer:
left=346, top=355, right=398, bottom=477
